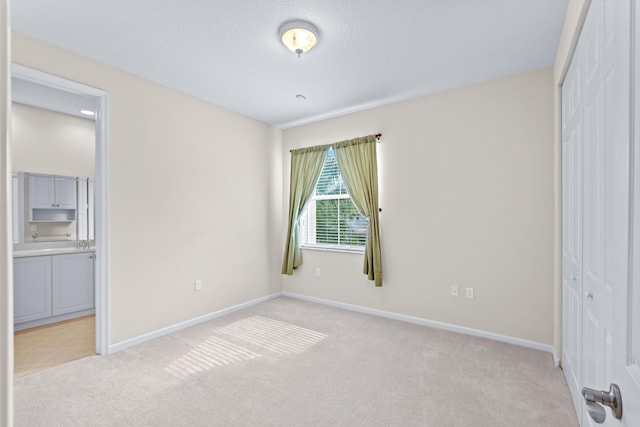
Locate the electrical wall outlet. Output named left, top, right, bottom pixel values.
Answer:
left=315, top=268, right=321, bottom=277
left=194, top=280, right=202, bottom=291
left=466, top=287, right=474, bottom=299
left=450, top=285, right=459, bottom=297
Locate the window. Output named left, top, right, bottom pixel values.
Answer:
left=300, top=148, right=368, bottom=251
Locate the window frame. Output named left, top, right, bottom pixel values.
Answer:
left=299, top=149, right=368, bottom=254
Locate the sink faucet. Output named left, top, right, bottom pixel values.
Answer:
left=76, top=239, right=90, bottom=249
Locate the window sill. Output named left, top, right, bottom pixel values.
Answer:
left=301, top=245, right=365, bottom=254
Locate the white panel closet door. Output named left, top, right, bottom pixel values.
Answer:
left=561, top=30, right=583, bottom=417
left=561, top=0, right=638, bottom=425
left=580, top=2, right=611, bottom=425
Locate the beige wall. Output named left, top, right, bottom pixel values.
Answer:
left=552, top=0, right=590, bottom=360
left=12, top=32, right=283, bottom=344
left=11, top=103, right=95, bottom=177
left=282, top=68, right=555, bottom=345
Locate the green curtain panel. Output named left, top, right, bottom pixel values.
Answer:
left=281, top=145, right=330, bottom=275
left=334, top=135, right=383, bottom=286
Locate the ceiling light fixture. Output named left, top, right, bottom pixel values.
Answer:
left=278, top=20, right=319, bottom=58
left=80, top=109, right=95, bottom=116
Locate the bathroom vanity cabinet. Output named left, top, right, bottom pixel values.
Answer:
left=14, top=251, right=95, bottom=329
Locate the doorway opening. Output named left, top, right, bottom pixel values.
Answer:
left=10, top=64, right=109, bottom=376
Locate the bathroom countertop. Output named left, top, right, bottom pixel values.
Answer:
left=13, top=245, right=96, bottom=258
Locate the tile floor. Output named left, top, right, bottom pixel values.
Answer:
left=14, top=315, right=96, bottom=379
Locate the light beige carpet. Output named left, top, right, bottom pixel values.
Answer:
left=14, top=297, right=578, bottom=426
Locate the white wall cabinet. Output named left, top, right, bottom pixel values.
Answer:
left=55, top=177, right=77, bottom=209
left=13, top=252, right=94, bottom=328
left=52, top=252, right=95, bottom=316
left=28, top=174, right=77, bottom=221
left=13, top=256, right=53, bottom=324
left=28, top=174, right=54, bottom=209
left=28, top=174, right=76, bottom=209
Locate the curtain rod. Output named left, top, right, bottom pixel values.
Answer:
left=289, top=133, right=382, bottom=153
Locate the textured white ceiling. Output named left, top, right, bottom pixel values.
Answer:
left=10, top=0, right=569, bottom=129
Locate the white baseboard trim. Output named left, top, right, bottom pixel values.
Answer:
left=109, top=292, right=282, bottom=354
left=282, top=291, right=555, bottom=356
left=109, top=290, right=556, bottom=358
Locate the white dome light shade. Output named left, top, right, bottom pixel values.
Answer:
left=278, top=20, right=319, bottom=57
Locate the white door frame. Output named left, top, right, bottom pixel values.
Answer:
left=1, top=1, right=12, bottom=424
left=11, top=64, right=109, bottom=355
left=616, top=1, right=640, bottom=423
